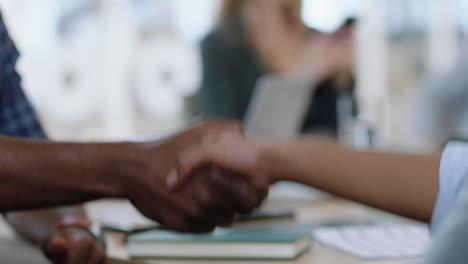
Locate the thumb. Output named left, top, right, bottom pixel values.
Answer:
left=44, top=236, right=70, bottom=262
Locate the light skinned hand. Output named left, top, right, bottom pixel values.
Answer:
left=167, top=134, right=271, bottom=198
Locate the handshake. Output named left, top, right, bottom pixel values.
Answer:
left=125, top=120, right=271, bottom=233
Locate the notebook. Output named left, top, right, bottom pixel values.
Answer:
left=127, top=225, right=311, bottom=260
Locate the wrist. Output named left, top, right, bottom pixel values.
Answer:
left=106, top=142, right=148, bottom=199
left=256, top=141, right=289, bottom=184
left=256, top=138, right=337, bottom=184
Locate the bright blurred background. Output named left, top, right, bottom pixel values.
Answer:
left=0, top=0, right=466, bottom=151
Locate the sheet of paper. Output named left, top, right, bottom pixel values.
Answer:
left=312, top=225, right=430, bottom=259
left=244, top=75, right=314, bottom=139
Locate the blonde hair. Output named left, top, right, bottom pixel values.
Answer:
left=217, top=0, right=303, bottom=28
left=217, top=0, right=245, bottom=26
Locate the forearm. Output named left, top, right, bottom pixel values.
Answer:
left=0, top=136, right=142, bottom=211
left=5, top=206, right=86, bottom=245
left=260, top=138, right=441, bottom=222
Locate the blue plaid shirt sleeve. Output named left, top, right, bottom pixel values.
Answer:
left=0, top=13, right=47, bottom=140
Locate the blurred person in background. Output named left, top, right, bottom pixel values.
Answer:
left=414, top=50, right=468, bottom=149
left=194, top=0, right=356, bottom=138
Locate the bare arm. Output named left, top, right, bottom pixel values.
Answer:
left=174, top=136, right=441, bottom=222
left=0, top=137, right=133, bottom=211
left=260, top=138, right=440, bottom=222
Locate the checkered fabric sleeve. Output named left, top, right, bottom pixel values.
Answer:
left=0, top=13, right=46, bottom=139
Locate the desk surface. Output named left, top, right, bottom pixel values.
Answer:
left=90, top=197, right=423, bottom=264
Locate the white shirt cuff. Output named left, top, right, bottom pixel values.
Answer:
left=431, top=141, right=468, bottom=232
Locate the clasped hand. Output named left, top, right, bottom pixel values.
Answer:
left=128, top=121, right=269, bottom=233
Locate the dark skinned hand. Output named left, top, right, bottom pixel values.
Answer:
left=42, top=227, right=108, bottom=264
left=128, top=121, right=269, bottom=233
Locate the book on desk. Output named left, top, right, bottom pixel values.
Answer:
left=127, top=224, right=311, bottom=260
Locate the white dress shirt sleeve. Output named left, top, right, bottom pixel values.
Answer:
left=431, top=141, right=468, bottom=232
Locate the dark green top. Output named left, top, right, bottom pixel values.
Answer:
left=194, top=17, right=354, bottom=136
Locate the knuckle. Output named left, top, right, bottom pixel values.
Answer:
left=253, top=181, right=269, bottom=198
left=235, top=197, right=255, bottom=214
left=167, top=217, right=189, bottom=232
left=198, top=187, right=217, bottom=207
left=246, top=199, right=258, bottom=212
left=209, top=168, right=225, bottom=182
left=242, top=193, right=260, bottom=213
left=158, top=212, right=175, bottom=228
left=186, top=204, right=204, bottom=220
left=239, top=204, right=254, bottom=215
left=218, top=212, right=235, bottom=226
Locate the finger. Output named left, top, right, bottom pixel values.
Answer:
left=180, top=222, right=216, bottom=234
left=87, top=249, right=107, bottom=264
left=165, top=166, right=238, bottom=228
left=158, top=190, right=233, bottom=231
left=162, top=214, right=216, bottom=234
left=43, top=237, right=70, bottom=263
left=193, top=169, right=237, bottom=226
left=209, top=169, right=262, bottom=214
left=66, top=239, right=94, bottom=264
left=169, top=138, right=258, bottom=190
left=147, top=199, right=216, bottom=234
left=215, top=210, right=236, bottom=227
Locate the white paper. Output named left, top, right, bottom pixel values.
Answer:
left=244, top=75, right=314, bottom=139
left=312, top=225, right=430, bottom=260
